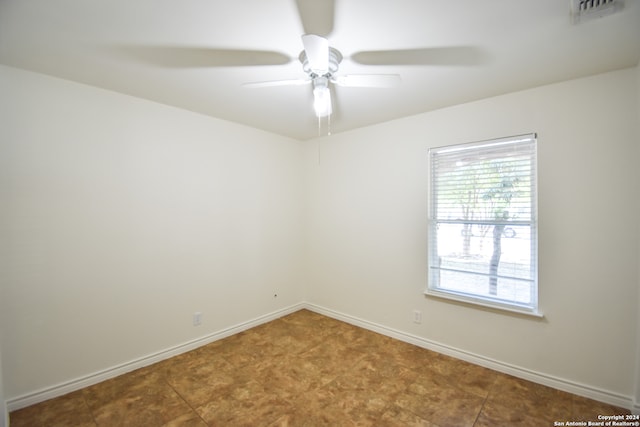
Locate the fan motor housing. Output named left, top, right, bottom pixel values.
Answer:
left=299, top=47, right=343, bottom=76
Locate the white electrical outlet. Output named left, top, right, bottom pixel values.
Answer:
left=193, top=312, right=202, bottom=326
left=413, top=310, right=422, bottom=324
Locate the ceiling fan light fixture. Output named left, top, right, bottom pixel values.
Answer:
left=312, top=76, right=332, bottom=117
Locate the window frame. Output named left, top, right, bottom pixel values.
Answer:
left=426, top=134, right=541, bottom=317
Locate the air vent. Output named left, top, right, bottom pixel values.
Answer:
left=571, top=0, right=623, bottom=23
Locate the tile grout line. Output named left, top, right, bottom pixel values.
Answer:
left=472, top=394, right=489, bottom=427
left=461, top=371, right=490, bottom=426
left=471, top=368, right=505, bottom=426
left=162, top=375, right=210, bottom=427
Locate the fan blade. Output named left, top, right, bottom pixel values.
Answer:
left=243, top=79, right=311, bottom=88
left=331, top=74, right=401, bottom=88
left=109, top=46, right=291, bottom=68
left=295, top=0, right=335, bottom=37
left=351, top=47, right=488, bottom=66
left=301, top=34, right=329, bottom=74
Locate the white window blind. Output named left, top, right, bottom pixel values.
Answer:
left=427, top=134, right=539, bottom=315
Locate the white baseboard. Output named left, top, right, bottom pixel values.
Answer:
left=6, top=301, right=636, bottom=414
left=303, top=303, right=635, bottom=412
left=6, top=302, right=305, bottom=412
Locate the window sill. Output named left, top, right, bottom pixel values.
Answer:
left=425, top=288, right=544, bottom=318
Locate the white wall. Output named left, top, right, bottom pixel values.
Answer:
left=0, top=69, right=8, bottom=424
left=305, top=67, right=640, bottom=401
left=0, top=65, right=305, bottom=401
left=635, top=63, right=640, bottom=414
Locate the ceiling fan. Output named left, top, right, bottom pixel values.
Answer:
left=242, top=34, right=402, bottom=118
left=117, top=0, right=484, bottom=120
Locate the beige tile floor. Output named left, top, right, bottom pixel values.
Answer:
left=10, top=309, right=630, bottom=426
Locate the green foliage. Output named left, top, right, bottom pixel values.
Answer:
left=437, top=156, right=530, bottom=258
left=439, top=157, right=530, bottom=223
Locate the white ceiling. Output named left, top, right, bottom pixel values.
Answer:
left=1, top=0, right=639, bottom=140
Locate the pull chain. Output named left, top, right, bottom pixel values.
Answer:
left=316, top=114, right=332, bottom=137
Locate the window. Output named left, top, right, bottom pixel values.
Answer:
left=427, top=134, right=539, bottom=315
